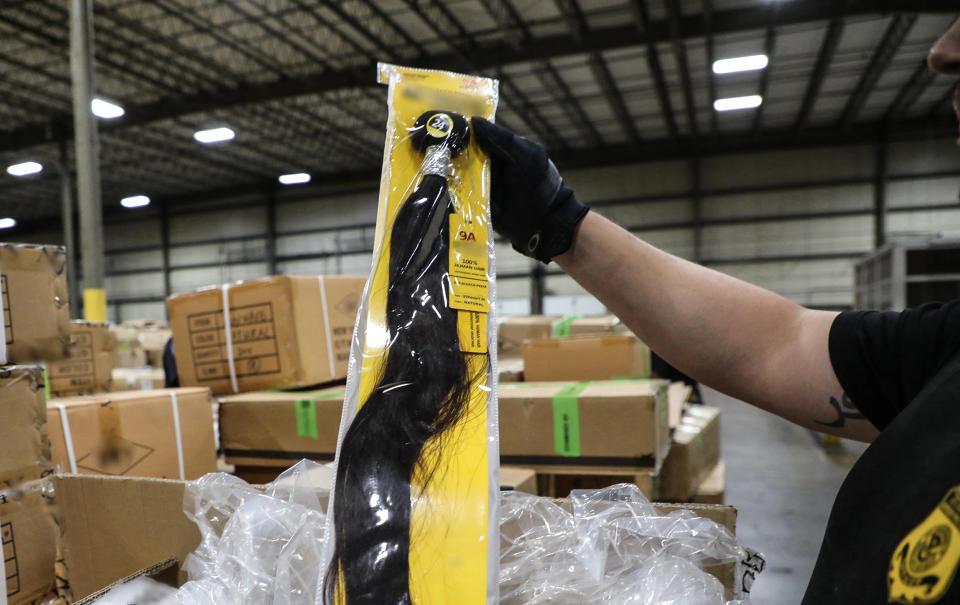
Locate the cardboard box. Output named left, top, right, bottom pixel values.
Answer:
left=565, top=314, right=628, bottom=338
left=111, top=367, right=166, bottom=391
left=667, top=381, right=692, bottom=429
left=522, top=335, right=651, bottom=382
left=0, top=480, right=57, bottom=605
left=219, top=386, right=345, bottom=468
left=499, top=467, right=537, bottom=495
left=112, top=323, right=172, bottom=369
left=499, top=380, right=670, bottom=471
left=498, top=356, right=524, bottom=383
left=497, top=315, right=556, bottom=355
left=691, top=460, right=725, bottom=505
left=54, top=473, right=737, bottom=603
left=538, top=468, right=658, bottom=500
left=658, top=406, right=721, bottom=501
left=47, top=388, right=217, bottom=480
left=168, top=275, right=364, bottom=394
left=0, top=243, right=71, bottom=364
left=0, top=366, right=51, bottom=486
left=53, top=474, right=200, bottom=602
left=46, top=321, right=114, bottom=397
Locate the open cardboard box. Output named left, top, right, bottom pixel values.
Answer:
left=54, top=473, right=738, bottom=602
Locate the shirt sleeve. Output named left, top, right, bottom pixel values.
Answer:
left=829, top=299, right=960, bottom=430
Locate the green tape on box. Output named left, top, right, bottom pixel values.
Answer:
left=43, top=366, right=50, bottom=400
left=552, top=314, right=582, bottom=338
left=552, top=381, right=589, bottom=457
left=295, top=398, right=319, bottom=439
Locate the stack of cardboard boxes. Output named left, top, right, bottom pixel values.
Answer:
left=496, top=313, right=725, bottom=503
left=169, top=275, right=366, bottom=484
left=111, top=319, right=172, bottom=391
left=0, top=244, right=70, bottom=604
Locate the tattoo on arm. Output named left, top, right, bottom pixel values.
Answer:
left=816, top=392, right=866, bottom=428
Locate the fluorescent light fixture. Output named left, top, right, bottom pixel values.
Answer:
left=278, top=172, right=311, bottom=185
left=0, top=218, right=16, bottom=230
left=91, top=97, right=125, bottom=119
left=120, top=195, right=150, bottom=209
left=6, top=161, right=42, bottom=176
left=193, top=127, right=235, bottom=143
left=713, top=54, right=769, bottom=74
left=714, top=95, right=763, bottom=112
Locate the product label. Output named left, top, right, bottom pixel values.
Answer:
left=1, top=274, right=11, bottom=345
left=552, top=382, right=589, bottom=457
left=448, top=215, right=489, bottom=313
left=457, top=311, right=487, bottom=353
left=3, top=520, right=18, bottom=598
left=295, top=398, right=319, bottom=439
left=188, top=302, right=281, bottom=382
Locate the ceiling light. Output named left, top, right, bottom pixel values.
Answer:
left=714, top=95, right=763, bottom=112
left=278, top=172, right=311, bottom=185
left=194, top=127, right=235, bottom=144
left=120, top=195, right=150, bottom=209
left=0, top=218, right=16, bottom=230
left=6, top=161, right=42, bottom=176
left=713, top=54, right=769, bottom=75
left=91, top=97, right=125, bottom=119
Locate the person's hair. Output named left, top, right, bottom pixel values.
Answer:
left=325, top=112, right=480, bottom=604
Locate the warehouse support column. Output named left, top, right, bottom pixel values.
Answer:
left=58, top=140, right=79, bottom=317
left=874, top=137, right=887, bottom=249
left=70, top=0, right=106, bottom=321
left=265, top=186, right=278, bottom=275
left=160, top=202, right=171, bottom=298
left=530, top=264, right=545, bottom=315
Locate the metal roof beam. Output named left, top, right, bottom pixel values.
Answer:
left=839, top=14, right=917, bottom=128
left=537, top=61, right=603, bottom=148
left=793, top=18, right=844, bottom=131
left=702, top=0, right=718, bottom=137
left=883, top=57, right=940, bottom=122
left=3, top=0, right=958, bottom=152
left=666, top=0, right=699, bottom=138
left=751, top=24, right=777, bottom=137
left=589, top=52, right=641, bottom=146
left=630, top=0, right=678, bottom=140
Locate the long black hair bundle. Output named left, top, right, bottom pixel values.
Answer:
left=325, top=110, right=483, bottom=605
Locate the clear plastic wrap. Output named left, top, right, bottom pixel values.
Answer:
left=499, top=484, right=756, bottom=605
left=174, top=460, right=331, bottom=605
left=321, top=65, right=500, bottom=605
left=93, top=472, right=761, bottom=604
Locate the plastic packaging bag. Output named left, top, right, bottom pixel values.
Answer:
left=499, top=484, right=758, bottom=604
left=175, top=460, right=331, bottom=605
left=96, top=472, right=760, bottom=604
left=321, top=64, right=500, bottom=605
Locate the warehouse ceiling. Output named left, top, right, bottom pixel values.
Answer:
left=0, top=0, right=957, bottom=224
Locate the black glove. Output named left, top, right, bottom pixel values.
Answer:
left=471, top=117, right=589, bottom=263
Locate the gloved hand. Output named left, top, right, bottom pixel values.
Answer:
left=471, top=117, right=589, bottom=263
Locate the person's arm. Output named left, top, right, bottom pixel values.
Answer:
left=556, top=212, right=879, bottom=441
left=470, top=116, right=879, bottom=441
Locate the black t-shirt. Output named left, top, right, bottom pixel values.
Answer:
left=802, top=301, right=960, bottom=604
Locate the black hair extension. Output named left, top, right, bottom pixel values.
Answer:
left=326, top=111, right=483, bottom=605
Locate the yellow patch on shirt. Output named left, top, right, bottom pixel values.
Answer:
left=889, top=485, right=960, bottom=604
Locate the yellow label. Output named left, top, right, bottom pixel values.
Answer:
left=426, top=112, right=453, bottom=138
left=889, top=485, right=960, bottom=604
left=457, top=311, right=487, bottom=353
left=449, top=215, right=489, bottom=313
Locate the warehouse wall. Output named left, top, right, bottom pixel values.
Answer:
left=17, top=136, right=960, bottom=322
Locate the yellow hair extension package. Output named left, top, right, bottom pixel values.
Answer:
left=323, top=64, right=500, bottom=605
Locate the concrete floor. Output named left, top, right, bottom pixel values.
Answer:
left=702, top=386, right=868, bottom=605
